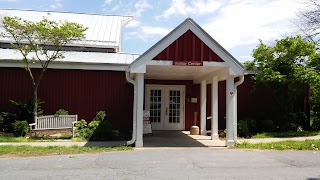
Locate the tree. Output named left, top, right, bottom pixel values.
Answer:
left=246, top=35, right=320, bottom=130
left=1, top=16, right=87, bottom=122
left=296, top=0, right=320, bottom=46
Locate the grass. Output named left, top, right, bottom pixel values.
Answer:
left=0, top=145, right=132, bottom=157
left=236, top=140, right=320, bottom=150
left=252, top=131, right=320, bottom=138
left=0, top=136, right=37, bottom=142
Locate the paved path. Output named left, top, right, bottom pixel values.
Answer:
left=242, top=135, right=320, bottom=144
left=0, top=148, right=319, bottom=179
left=0, top=134, right=320, bottom=147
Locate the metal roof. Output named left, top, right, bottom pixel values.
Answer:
left=0, top=9, right=133, bottom=49
left=0, top=48, right=139, bottom=65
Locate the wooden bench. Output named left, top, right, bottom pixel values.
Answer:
left=29, top=115, right=78, bottom=137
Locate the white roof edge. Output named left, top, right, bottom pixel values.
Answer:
left=129, top=18, right=245, bottom=73
left=0, top=8, right=133, bottom=18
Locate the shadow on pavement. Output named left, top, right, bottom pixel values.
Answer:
left=144, top=131, right=207, bottom=147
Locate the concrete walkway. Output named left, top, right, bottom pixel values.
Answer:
left=242, top=135, right=320, bottom=144
left=0, top=140, right=127, bottom=147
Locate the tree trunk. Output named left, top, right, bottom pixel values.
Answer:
left=33, top=85, right=38, bottom=123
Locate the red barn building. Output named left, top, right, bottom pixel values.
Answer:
left=0, top=9, right=294, bottom=147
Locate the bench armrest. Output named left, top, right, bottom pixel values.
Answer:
left=29, top=123, right=36, bottom=129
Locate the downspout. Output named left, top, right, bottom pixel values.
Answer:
left=234, top=75, right=244, bottom=144
left=126, top=70, right=137, bottom=145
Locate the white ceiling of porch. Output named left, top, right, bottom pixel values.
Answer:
left=145, top=65, right=229, bottom=83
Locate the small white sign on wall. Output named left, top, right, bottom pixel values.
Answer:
left=143, top=110, right=152, bottom=134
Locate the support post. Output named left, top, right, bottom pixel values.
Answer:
left=200, top=80, right=207, bottom=135
left=226, top=76, right=235, bottom=147
left=211, top=77, right=219, bottom=140
left=135, top=73, right=144, bottom=147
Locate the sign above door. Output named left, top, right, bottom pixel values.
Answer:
left=173, top=61, right=203, bottom=66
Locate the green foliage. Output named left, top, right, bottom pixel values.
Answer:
left=238, top=120, right=249, bottom=137
left=75, top=111, right=116, bottom=141
left=259, top=119, right=275, bottom=132
left=93, top=111, right=106, bottom=122
left=238, top=118, right=258, bottom=137
left=75, top=119, right=87, bottom=130
left=88, top=120, right=100, bottom=130
left=311, top=118, right=320, bottom=130
left=12, top=120, right=29, bottom=137
left=0, top=99, right=44, bottom=132
left=55, top=109, right=68, bottom=115
left=248, top=35, right=320, bottom=129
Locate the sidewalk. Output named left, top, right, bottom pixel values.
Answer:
left=241, top=135, right=320, bottom=144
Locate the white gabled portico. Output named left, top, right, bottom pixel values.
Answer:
left=126, top=18, right=245, bottom=147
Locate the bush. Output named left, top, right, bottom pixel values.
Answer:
left=311, top=119, right=320, bottom=130
left=259, top=119, right=275, bottom=132
left=75, top=119, right=87, bottom=130
left=238, top=120, right=249, bottom=137
left=75, top=111, right=113, bottom=141
left=12, top=120, right=29, bottom=137
left=0, top=98, right=44, bottom=132
left=93, top=111, right=106, bottom=122
left=55, top=109, right=68, bottom=115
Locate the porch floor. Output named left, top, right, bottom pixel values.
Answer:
left=143, top=131, right=226, bottom=147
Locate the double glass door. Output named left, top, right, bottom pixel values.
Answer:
left=145, top=85, right=185, bottom=130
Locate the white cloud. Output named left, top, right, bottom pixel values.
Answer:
left=202, top=0, right=300, bottom=49
left=50, top=0, right=62, bottom=10
left=126, top=19, right=141, bottom=28
left=104, top=0, right=113, bottom=5
left=134, top=0, right=152, bottom=17
left=0, top=0, right=17, bottom=2
left=157, top=0, right=221, bottom=19
left=125, top=26, right=171, bottom=42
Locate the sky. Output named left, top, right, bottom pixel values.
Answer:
left=0, top=0, right=303, bottom=62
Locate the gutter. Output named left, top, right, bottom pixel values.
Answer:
left=234, top=75, right=244, bottom=144
left=125, top=70, right=137, bottom=145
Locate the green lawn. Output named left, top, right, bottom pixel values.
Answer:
left=0, top=136, right=37, bottom=142
left=252, top=131, right=320, bottom=138
left=0, top=145, right=132, bottom=157
left=236, top=140, right=320, bottom=150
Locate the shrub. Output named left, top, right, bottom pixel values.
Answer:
left=75, top=111, right=114, bottom=141
left=12, top=120, right=29, bottom=137
left=93, top=111, right=106, bottom=122
left=311, top=119, right=320, bottom=130
left=238, top=120, right=249, bottom=137
left=0, top=98, right=44, bottom=132
left=75, top=119, right=87, bottom=130
left=88, top=120, right=100, bottom=130
left=259, top=119, right=275, bottom=132
left=55, top=109, right=68, bottom=115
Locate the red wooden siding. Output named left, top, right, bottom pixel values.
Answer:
left=0, top=68, right=134, bottom=131
left=153, top=30, right=223, bottom=62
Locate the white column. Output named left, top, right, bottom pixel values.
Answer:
left=135, top=73, right=144, bottom=147
left=226, top=76, right=235, bottom=147
left=200, top=80, right=207, bottom=135
left=211, top=77, right=219, bottom=140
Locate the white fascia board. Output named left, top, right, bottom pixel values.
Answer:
left=0, top=61, right=127, bottom=71
left=188, top=25, right=244, bottom=75
left=129, top=23, right=190, bottom=72
left=130, top=64, right=146, bottom=73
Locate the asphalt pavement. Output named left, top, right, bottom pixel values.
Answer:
left=0, top=148, right=319, bottom=180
